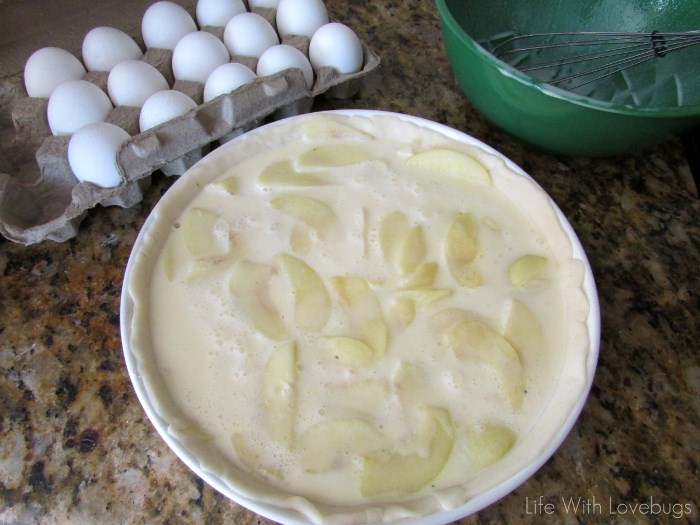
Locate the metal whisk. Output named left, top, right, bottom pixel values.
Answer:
left=490, top=30, right=700, bottom=90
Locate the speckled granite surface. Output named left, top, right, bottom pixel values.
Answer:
left=1, top=0, right=699, bottom=524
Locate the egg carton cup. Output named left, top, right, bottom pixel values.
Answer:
left=0, top=37, right=380, bottom=245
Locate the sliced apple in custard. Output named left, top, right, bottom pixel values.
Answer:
left=212, top=174, right=239, bottom=194
left=378, top=213, right=428, bottom=277
left=399, top=261, right=438, bottom=289
left=289, top=224, right=313, bottom=255
left=392, top=361, right=428, bottom=406
left=445, top=212, right=482, bottom=287
left=330, top=276, right=382, bottom=321
left=259, top=160, right=330, bottom=186
left=443, top=318, right=524, bottom=408
left=508, top=254, right=548, bottom=287
left=379, top=211, right=410, bottom=268
left=360, top=406, right=454, bottom=497
left=463, top=423, right=516, bottom=469
left=389, top=296, right=416, bottom=327
left=297, top=144, right=370, bottom=168
left=181, top=207, right=230, bottom=258
left=330, top=276, right=388, bottom=355
left=298, top=418, right=387, bottom=473
left=360, top=317, right=388, bottom=358
left=262, top=341, right=297, bottom=447
left=428, top=307, right=473, bottom=334
left=229, top=260, right=288, bottom=340
left=505, top=299, right=547, bottom=369
left=396, top=288, right=453, bottom=308
left=320, top=336, right=375, bottom=367
left=395, top=225, right=426, bottom=276
left=301, top=117, right=372, bottom=141
left=406, top=148, right=491, bottom=185
left=276, top=253, right=330, bottom=332
left=186, top=254, right=236, bottom=282
left=271, top=194, right=338, bottom=233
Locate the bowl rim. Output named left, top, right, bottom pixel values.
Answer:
left=435, top=0, right=700, bottom=118
left=120, top=109, right=601, bottom=525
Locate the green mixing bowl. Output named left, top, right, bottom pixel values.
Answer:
left=435, top=0, right=700, bottom=156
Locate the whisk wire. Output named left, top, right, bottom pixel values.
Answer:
left=490, top=30, right=700, bottom=90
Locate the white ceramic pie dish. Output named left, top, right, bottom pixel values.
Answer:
left=120, top=109, right=600, bottom=524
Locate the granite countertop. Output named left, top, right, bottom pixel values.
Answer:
left=1, top=0, right=699, bottom=523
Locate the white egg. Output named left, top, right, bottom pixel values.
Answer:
left=107, top=60, right=170, bottom=108
left=248, top=0, right=280, bottom=8
left=172, top=31, right=230, bottom=83
left=68, top=122, right=130, bottom=188
left=82, top=27, right=143, bottom=72
left=309, top=23, right=363, bottom=74
left=24, top=47, right=87, bottom=98
left=276, top=0, right=328, bottom=38
left=142, top=1, right=197, bottom=51
left=47, top=79, right=113, bottom=136
left=223, top=13, right=279, bottom=59
left=196, top=0, right=246, bottom=27
left=257, top=44, right=314, bottom=89
left=140, top=90, right=198, bottom=131
left=203, top=62, right=256, bottom=102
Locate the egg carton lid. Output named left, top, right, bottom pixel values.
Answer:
left=0, top=40, right=380, bottom=245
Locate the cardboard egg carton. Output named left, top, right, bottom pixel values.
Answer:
left=0, top=9, right=380, bottom=245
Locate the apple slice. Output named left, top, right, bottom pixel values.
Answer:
left=289, top=224, right=313, bottom=255
left=296, top=144, right=370, bottom=168
left=445, top=212, right=482, bottom=288
left=406, top=148, right=491, bottom=185
left=463, top=423, right=516, bottom=469
left=180, top=207, right=231, bottom=258
left=276, top=253, right=330, bottom=332
left=504, top=299, right=546, bottom=369
left=360, top=406, right=454, bottom=497
left=186, top=254, right=236, bottom=282
left=392, top=361, right=428, bottom=407
left=229, top=260, right=288, bottom=340
left=262, top=341, right=297, bottom=447
left=298, top=418, right=387, bottom=473
left=396, top=288, right=453, bottom=308
left=389, top=296, right=416, bottom=327
left=212, top=175, right=239, bottom=194
left=392, top=361, right=427, bottom=390
left=508, top=254, right=548, bottom=287
left=443, top=318, right=524, bottom=408
left=399, top=261, right=439, bottom=289
left=379, top=213, right=428, bottom=276
left=379, top=211, right=410, bottom=266
left=330, top=276, right=388, bottom=355
left=301, top=116, right=371, bottom=141
left=395, top=225, right=426, bottom=276
left=320, top=336, right=375, bottom=367
left=428, top=307, right=472, bottom=334
left=360, top=317, right=388, bottom=358
left=259, top=160, right=330, bottom=186
left=271, top=194, right=338, bottom=233
left=330, top=276, right=382, bottom=321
